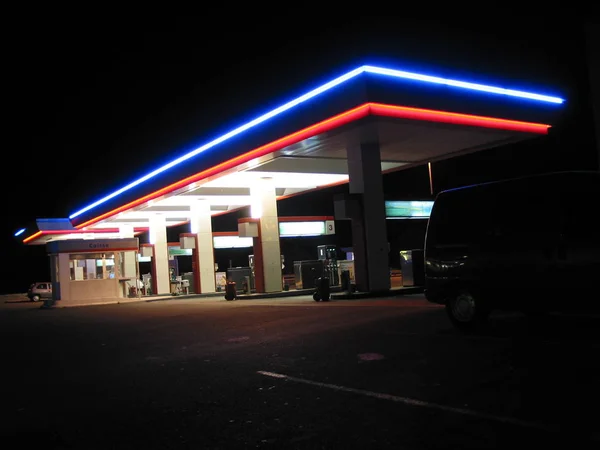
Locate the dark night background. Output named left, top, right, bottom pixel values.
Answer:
left=2, top=16, right=598, bottom=295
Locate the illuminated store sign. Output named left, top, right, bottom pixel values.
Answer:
left=213, top=236, right=253, bottom=249
left=168, top=246, right=192, bottom=256
left=279, top=221, right=326, bottom=237
left=385, top=201, right=433, bottom=218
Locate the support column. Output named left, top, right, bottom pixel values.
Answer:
left=122, top=251, right=138, bottom=279
left=148, top=215, right=170, bottom=295
left=347, top=141, right=390, bottom=292
left=119, top=225, right=137, bottom=281
left=250, top=177, right=282, bottom=293
left=57, top=253, right=71, bottom=302
left=189, top=200, right=216, bottom=293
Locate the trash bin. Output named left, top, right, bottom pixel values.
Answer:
left=340, top=270, right=351, bottom=292
left=40, top=298, right=56, bottom=309
left=242, top=276, right=250, bottom=294
left=313, top=276, right=330, bottom=302
left=225, top=281, right=237, bottom=300
left=399, top=249, right=425, bottom=286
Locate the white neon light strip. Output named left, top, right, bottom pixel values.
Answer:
left=14, top=228, right=26, bottom=237
left=69, top=65, right=564, bottom=220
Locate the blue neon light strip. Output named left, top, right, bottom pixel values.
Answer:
left=69, top=64, right=564, bottom=220
left=363, top=66, right=564, bottom=103
left=14, top=228, right=26, bottom=237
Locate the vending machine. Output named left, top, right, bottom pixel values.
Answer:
left=317, top=245, right=339, bottom=286
left=248, top=254, right=284, bottom=292
left=248, top=254, right=256, bottom=292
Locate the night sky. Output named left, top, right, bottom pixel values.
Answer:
left=2, top=16, right=597, bottom=294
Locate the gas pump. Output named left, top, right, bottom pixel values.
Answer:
left=317, top=245, right=339, bottom=286
left=248, top=254, right=256, bottom=292
left=248, top=254, right=285, bottom=292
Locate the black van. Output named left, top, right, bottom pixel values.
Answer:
left=424, top=171, right=600, bottom=330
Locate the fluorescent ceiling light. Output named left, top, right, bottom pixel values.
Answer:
left=152, top=195, right=252, bottom=207
left=203, top=172, right=348, bottom=189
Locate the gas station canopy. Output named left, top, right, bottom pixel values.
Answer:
left=21, top=64, right=564, bottom=244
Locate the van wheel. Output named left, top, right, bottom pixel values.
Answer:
left=31, top=294, right=41, bottom=302
left=445, top=290, right=490, bottom=331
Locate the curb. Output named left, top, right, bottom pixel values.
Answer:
left=331, top=286, right=424, bottom=300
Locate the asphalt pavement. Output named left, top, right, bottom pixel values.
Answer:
left=1, top=293, right=599, bottom=449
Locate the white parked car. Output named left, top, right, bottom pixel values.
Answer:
left=27, top=282, right=52, bottom=302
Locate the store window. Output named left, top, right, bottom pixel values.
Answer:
left=69, top=253, right=115, bottom=280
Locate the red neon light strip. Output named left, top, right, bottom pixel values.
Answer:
left=369, top=103, right=550, bottom=133
left=28, top=103, right=548, bottom=236
left=54, top=246, right=139, bottom=253
left=24, top=231, right=43, bottom=243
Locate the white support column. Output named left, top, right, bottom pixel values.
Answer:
left=119, top=225, right=137, bottom=280
left=122, top=251, right=138, bottom=279
left=190, top=200, right=216, bottom=293
left=149, top=215, right=170, bottom=295
left=251, top=177, right=282, bottom=293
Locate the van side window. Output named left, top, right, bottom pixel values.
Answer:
left=485, top=183, right=560, bottom=244
left=563, top=182, right=600, bottom=249
left=564, top=177, right=600, bottom=233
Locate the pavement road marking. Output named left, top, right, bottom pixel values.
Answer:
left=257, top=370, right=555, bottom=433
